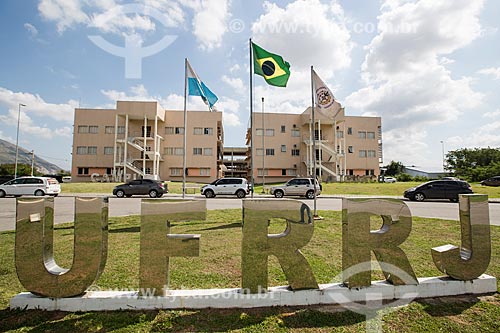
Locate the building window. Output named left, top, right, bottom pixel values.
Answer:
left=193, top=148, right=202, bottom=155
left=204, top=127, right=213, bottom=135
left=256, top=128, right=264, bottom=136
left=117, top=126, right=125, bottom=134
left=164, top=147, right=184, bottom=155
left=366, top=169, right=375, bottom=176
left=77, top=167, right=89, bottom=175
left=347, top=127, right=352, bottom=135
left=170, top=168, right=183, bottom=176
left=89, top=126, right=99, bottom=134
left=194, top=127, right=203, bottom=135
left=281, top=125, right=286, bottom=133
left=256, top=148, right=264, bottom=156
left=368, top=150, right=376, bottom=158
left=282, top=169, right=287, bottom=176
left=77, top=126, right=89, bottom=134
left=76, top=146, right=86, bottom=155
left=104, top=147, right=114, bottom=155
left=367, top=132, right=376, bottom=139
left=88, top=146, right=97, bottom=155
left=291, top=129, right=300, bottom=137
left=204, top=148, right=213, bottom=156
left=165, top=127, right=174, bottom=134
left=200, top=168, right=210, bottom=176
left=258, top=169, right=268, bottom=176
left=291, top=149, right=300, bottom=156
left=281, top=145, right=286, bottom=152
left=105, top=126, right=114, bottom=134
left=288, top=169, right=297, bottom=176
left=175, top=127, right=184, bottom=134
left=348, top=146, right=353, bottom=153
left=359, top=150, right=367, bottom=158
left=266, top=148, right=275, bottom=156
left=358, top=131, right=367, bottom=139
left=144, top=168, right=151, bottom=175
left=265, top=129, right=274, bottom=136
left=336, top=130, right=344, bottom=138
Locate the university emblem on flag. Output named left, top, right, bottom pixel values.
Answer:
left=316, top=87, right=334, bottom=108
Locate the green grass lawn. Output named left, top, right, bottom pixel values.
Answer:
left=1, top=210, right=499, bottom=332
left=62, top=181, right=500, bottom=198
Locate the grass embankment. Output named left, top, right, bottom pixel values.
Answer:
left=1, top=210, right=499, bottom=332
left=62, top=181, right=500, bottom=198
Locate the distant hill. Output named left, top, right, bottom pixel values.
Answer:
left=0, top=139, right=64, bottom=174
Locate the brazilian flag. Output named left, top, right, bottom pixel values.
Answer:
left=252, top=42, right=291, bottom=87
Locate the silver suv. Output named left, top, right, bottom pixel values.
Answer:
left=201, top=177, right=250, bottom=198
left=270, top=178, right=322, bottom=199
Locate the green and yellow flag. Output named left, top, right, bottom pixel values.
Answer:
left=252, top=42, right=291, bottom=87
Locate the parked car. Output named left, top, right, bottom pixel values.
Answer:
left=480, top=176, right=500, bottom=187
left=403, top=179, right=473, bottom=202
left=270, top=178, right=322, bottom=199
left=113, top=179, right=167, bottom=198
left=200, top=177, right=250, bottom=198
left=384, top=177, right=397, bottom=183
left=0, top=176, right=61, bottom=197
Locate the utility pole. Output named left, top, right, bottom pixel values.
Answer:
left=31, top=150, right=35, bottom=176
left=261, top=97, right=265, bottom=193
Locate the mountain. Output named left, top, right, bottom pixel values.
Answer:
left=0, top=139, right=64, bottom=174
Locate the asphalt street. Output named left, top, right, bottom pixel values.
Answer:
left=1, top=195, right=499, bottom=232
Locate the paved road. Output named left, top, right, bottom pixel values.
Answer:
left=1, top=195, right=499, bottom=232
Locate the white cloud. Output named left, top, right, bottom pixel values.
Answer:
left=483, top=109, right=500, bottom=118
left=478, top=67, right=500, bottom=80
left=24, top=23, right=39, bottom=37
left=448, top=121, right=500, bottom=149
left=189, top=0, right=231, bottom=50
left=38, top=0, right=89, bottom=33
left=0, top=87, right=77, bottom=124
left=229, top=64, right=240, bottom=73
left=221, top=75, right=245, bottom=93
left=345, top=0, right=485, bottom=166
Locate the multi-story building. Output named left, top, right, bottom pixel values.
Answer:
left=247, top=107, right=382, bottom=184
left=72, top=101, right=224, bottom=183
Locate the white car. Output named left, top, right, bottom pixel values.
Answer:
left=0, top=176, right=61, bottom=197
left=270, top=178, right=322, bottom=199
left=201, top=177, right=250, bottom=198
left=384, top=177, right=397, bottom=183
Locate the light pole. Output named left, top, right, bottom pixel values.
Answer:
left=14, top=103, right=26, bottom=178
left=440, top=140, right=445, bottom=173
left=261, top=97, right=265, bottom=193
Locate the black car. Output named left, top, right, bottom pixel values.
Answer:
left=404, top=179, right=473, bottom=202
left=113, top=179, right=167, bottom=198
left=481, top=176, right=500, bottom=187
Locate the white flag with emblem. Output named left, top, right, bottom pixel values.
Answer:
left=312, top=69, right=342, bottom=117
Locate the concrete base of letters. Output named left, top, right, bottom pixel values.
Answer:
left=10, top=274, right=497, bottom=311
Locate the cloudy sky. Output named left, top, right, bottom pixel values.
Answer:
left=0, top=0, right=499, bottom=171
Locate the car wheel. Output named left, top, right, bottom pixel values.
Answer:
left=236, top=189, right=246, bottom=198
left=0, top=190, right=5, bottom=198
left=414, top=192, right=425, bottom=202
left=34, top=190, right=45, bottom=196
left=204, top=189, right=215, bottom=198
left=115, top=190, right=125, bottom=198
left=306, top=190, right=315, bottom=199
left=274, top=190, right=284, bottom=198
left=149, top=190, right=158, bottom=198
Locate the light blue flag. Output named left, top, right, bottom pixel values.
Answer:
left=186, top=59, right=218, bottom=110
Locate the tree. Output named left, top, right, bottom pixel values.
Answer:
left=445, top=147, right=500, bottom=181
left=383, top=161, right=405, bottom=176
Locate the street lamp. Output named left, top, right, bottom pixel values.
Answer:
left=14, top=103, right=26, bottom=179
left=440, top=140, right=445, bottom=173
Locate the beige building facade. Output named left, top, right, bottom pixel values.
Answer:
left=72, top=101, right=223, bottom=183
left=248, top=108, right=382, bottom=184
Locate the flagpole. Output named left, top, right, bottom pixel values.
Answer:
left=311, top=66, right=318, bottom=217
left=249, top=38, right=254, bottom=198
left=182, top=58, right=188, bottom=198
